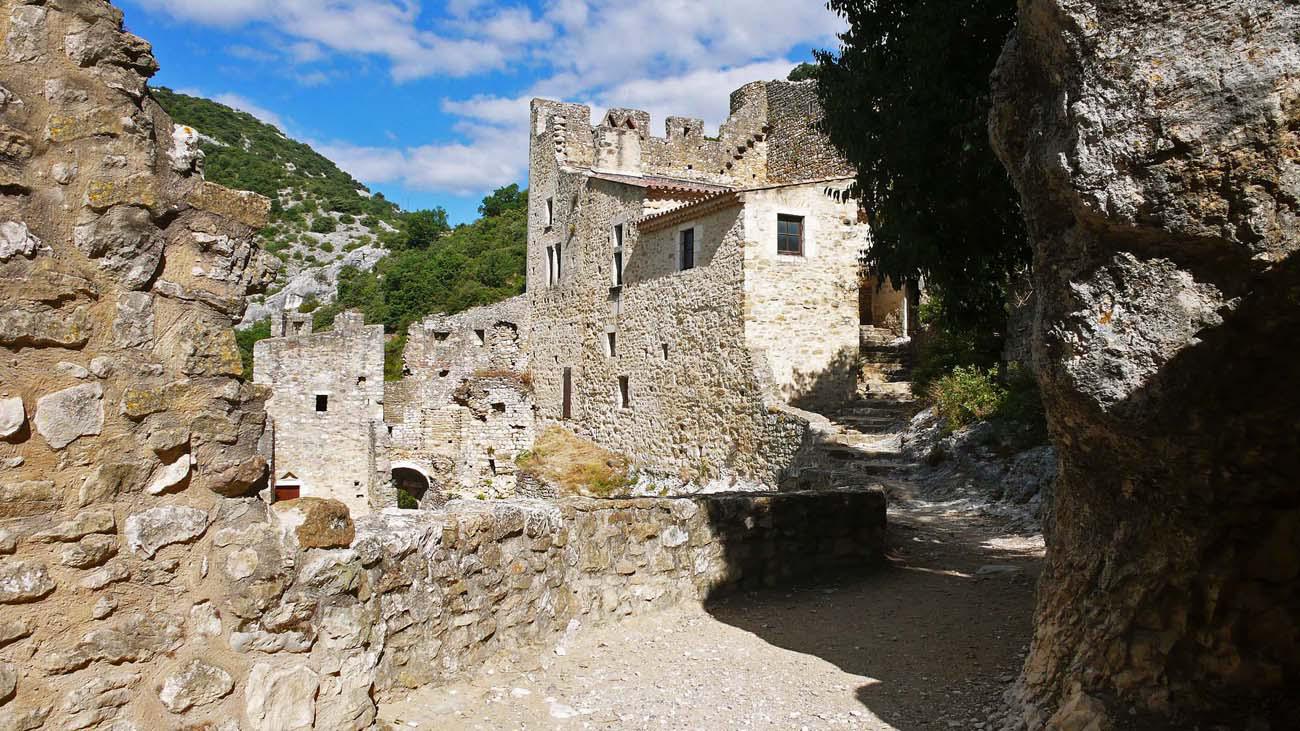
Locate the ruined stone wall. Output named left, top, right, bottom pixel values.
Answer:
left=741, top=182, right=867, bottom=411
left=990, top=0, right=1300, bottom=727
left=253, top=312, right=385, bottom=516
left=388, top=296, right=533, bottom=498
left=0, top=0, right=280, bottom=728
left=275, top=487, right=887, bottom=710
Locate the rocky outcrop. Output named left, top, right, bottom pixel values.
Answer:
left=990, top=0, right=1299, bottom=727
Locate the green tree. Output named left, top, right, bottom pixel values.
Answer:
left=787, top=62, right=818, bottom=81
left=811, top=0, right=1026, bottom=345
left=477, top=183, right=527, bottom=218
left=402, top=208, right=450, bottom=250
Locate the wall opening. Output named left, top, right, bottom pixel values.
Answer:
left=545, top=196, right=554, bottom=227
left=273, top=481, right=301, bottom=502
left=562, top=367, right=572, bottom=420
left=679, top=227, right=695, bottom=271
left=661, top=343, right=669, bottom=360
left=434, top=331, right=450, bottom=342
left=605, top=331, right=617, bottom=357
left=618, top=376, right=630, bottom=409
left=474, top=329, right=486, bottom=346
left=612, top=224, right=625, bottom=286
left=393, top=467, right=430, bottom=509
left=315, top=394, right=328, bottom=412
left=492, top=402, right=506, bottom=413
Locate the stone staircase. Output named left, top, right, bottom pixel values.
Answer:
left=859, top=325, right=913, bottom=390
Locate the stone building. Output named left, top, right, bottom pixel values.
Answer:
left=253, top=311, right=387, bottom=516
left=255, top=80, right=915, bottom=511
left=524, top=80, right=908, bottom=485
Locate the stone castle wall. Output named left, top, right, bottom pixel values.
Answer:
left=387, top=296, right=533, bottom=499
left=253, top=312, right=386, bottom=516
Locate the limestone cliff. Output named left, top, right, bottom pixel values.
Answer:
left=990, top=0, right=1299, bottom=727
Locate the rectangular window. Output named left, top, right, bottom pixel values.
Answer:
left=661, top=343, right=669, bottom=360
left=611, top=224, right=625, bottom=287
left=315, top=394, right=328, bottom=412
left=614, top=223, right=624, bottom=248
left=546, top=197, right=554, bottom=226
left=605, top=331, right=617, bottom=358
left=777, top=214, right=804, bottom=256
left=554, top=241, right=562, bottom=283
left=679, top=227, right=695, bottom=271
left=562, top=367, right=572, bottom=420
left=546, top=246, right=555, bottom=286
left=474, top=329, right=486, bottom=346
left=618, top=376, right=630, bottom=409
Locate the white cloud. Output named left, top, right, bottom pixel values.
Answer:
left=318, top=121, right=525, bottom=196
left=128, top=0, right=845, bottom=196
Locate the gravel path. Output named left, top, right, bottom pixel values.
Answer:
left=379, top=490, right=1043, bottom=731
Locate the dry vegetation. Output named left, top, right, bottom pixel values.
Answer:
left=515, top=426, right=634, bottom=497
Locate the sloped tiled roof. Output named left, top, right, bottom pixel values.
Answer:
left=585, top=170, right=732, bottom=196
left=634, top=176, right=855, bottom=233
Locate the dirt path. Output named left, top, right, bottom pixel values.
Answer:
left=379, top=488, right=1043, bottom=731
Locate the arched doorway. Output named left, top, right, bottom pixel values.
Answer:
left=392, top=467, right=428, bottom=509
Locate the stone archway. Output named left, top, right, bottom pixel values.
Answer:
left=390, top=461, right=442, bottom=509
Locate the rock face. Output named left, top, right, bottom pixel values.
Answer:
left=990, top=0, right=1300, bottom=726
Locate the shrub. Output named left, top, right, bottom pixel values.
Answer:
left=930, top=366, right=1006, bottom=432
left=319, top=242, right=334, bottom=253
left=396, top=488, right=419, bottom=509
left=338, top=213, right=355, bottom=225
left=515, top=427, right=633, bottom=497
left=297, top=296, right=320, bottom=313
left=310, top=215, right=337, bottom=234
left=235, top=318, right=271, bottom=380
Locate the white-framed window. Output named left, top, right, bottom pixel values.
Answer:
left=777, top=214, right=805, bottom=256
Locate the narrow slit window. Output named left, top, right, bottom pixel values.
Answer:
left=611, top=224, right=624, bottom=286
left=546, top=246, right=555, bottom=286
left=777, top=214, right=804, bottom=256
left=605, top=331, right=617, bottom=358
left=661, top=343, right=669, bottom=360
left=679, top=227, right=695, bottom=271
left=546, top=197, right=554, bottom=227
left=554, top=241, right=562, bottom=282
left=474, top=329, right=486, bottom=346
left=618, top=376, right=630, bottom=409
left=315, top=394, right=328, bottom=412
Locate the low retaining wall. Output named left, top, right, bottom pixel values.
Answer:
left=2, top=489, right=884, bottom=731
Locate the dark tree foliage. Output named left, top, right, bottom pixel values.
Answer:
left=477, top=183, right=528, bottom=218
left=401, top=208, right=451, bottom=249
left=812, top=0, right=1026, bottom=341
left=787, top=62, right=819, bottom=81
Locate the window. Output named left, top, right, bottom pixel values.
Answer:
left=618, top=376, right=630, bottom=409
left=545, top=197, right=554, bottom=227
left=434, top=331, right=450, bottom=342
left=611, top=224, right=624, bottom=286
left=474, top=329, right=486, bottom=346
left=661, top=343, right=669, bottom=360
left=605, top=331, right=617, bottom=358
left=562, top=367, right=572, bottom=420
left=555, top=241, right=562, bottom=282
left=777, top=214, right=804, bottom=256
left=315, top=395, right=328, bottom=412
left=546, top=246, right=555, bottom=286
left=679, top=228, right=695, bottom=271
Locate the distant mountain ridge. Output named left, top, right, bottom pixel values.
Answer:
left=152, top=87, right=401, bottom=325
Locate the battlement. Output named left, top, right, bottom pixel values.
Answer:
left=530, top=79, right=852, bottom=187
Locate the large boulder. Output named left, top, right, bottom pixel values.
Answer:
left=272, top=497, right=355, bottom=549
left=990, top=0, right=1300, bottom=726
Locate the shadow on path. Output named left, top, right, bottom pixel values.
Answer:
left=705, top=496, right=1043, bottom=730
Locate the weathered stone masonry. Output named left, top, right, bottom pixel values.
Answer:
left=0, top=4, right=892, bottom=731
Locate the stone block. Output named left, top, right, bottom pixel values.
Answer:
left=33, top=383, right=103, bottom=449
left=273, top=497, right=355, bottom=549
left=124, top=505, right=209, bottom=557
left=245, top=663, right=319, bottom=731
left=0, top=559, right=54, bottom=604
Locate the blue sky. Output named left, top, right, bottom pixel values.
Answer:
left=120, top=1, right=845, bottom=223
